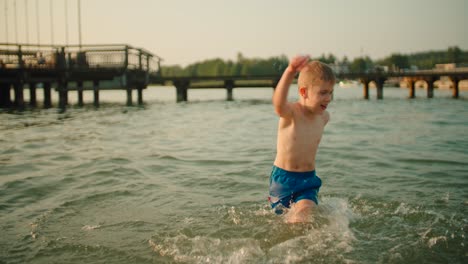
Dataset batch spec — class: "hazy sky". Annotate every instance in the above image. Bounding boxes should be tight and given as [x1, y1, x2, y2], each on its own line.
[2, 0, 467, 66]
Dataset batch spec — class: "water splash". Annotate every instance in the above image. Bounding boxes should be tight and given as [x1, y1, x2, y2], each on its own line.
[149, 197, 356, 263]
[228, 206, 241, 225]
[268, 197, 356, 262]
[149, 236, 265, 263]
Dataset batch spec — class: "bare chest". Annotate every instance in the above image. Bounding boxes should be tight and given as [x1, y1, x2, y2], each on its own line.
[279, 116, 324, 146]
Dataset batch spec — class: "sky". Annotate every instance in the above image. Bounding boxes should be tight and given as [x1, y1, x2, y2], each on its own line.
[1, 0, 467, 66]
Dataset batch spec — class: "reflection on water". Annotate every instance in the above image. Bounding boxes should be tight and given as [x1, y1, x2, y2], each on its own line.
[0, 86, 467, 263]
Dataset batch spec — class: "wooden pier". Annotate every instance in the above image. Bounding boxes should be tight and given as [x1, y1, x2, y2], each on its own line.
[0, 43, 161, 110]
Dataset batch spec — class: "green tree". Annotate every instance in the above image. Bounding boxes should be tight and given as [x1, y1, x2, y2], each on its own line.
[340, 56, 350, 65]
[447, 46, 462, 63]
[316, 53, 336, 64]
[350, 57, 373, 72]
[385, 53, 410, 70]
[160, 47, 468, 77]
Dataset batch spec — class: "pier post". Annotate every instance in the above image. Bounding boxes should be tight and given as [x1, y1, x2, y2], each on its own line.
[174, 80, 189, 102]
[127, 87, 133, 106]
[361, 79, 369, 99]
[138, 49, 143, 70]
[225, 80, 234, 101]
[77, 81, 84, 107]
[43, 83, 52, 108]
[58, 81, 68, 111]
[375, 78, 386, 100]
[408, 79, 416, 99]
[137, 86, 144, 105]
[13, 82, 25, 108]
[427, 81, 434, 98]
[29, 82, 37, 107]
[425, 77, 435, 98]
[93, 80, 100, 107]
[451, 78, 459, 99]
[0, 83, 12, 107]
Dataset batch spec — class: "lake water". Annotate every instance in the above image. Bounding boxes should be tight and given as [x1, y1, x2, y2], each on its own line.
[1, 85, 467, 263]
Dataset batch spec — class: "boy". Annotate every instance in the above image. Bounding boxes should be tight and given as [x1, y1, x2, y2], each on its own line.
[269, 55, 335, 223]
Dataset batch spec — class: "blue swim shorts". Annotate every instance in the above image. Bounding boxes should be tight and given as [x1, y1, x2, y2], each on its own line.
[268, 165, 322, 214]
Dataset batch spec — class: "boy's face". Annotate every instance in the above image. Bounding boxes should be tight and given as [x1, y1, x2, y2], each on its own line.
[300, 81, 334, 113]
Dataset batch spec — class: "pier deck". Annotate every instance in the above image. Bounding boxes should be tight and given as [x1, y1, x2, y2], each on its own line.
[0, 43, 161, 110]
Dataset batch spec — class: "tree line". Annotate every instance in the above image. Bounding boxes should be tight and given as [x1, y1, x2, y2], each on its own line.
[160, 46, 467, 76]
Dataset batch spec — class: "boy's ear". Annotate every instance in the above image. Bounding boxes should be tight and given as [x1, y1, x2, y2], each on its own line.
[299, 87, 307, 98]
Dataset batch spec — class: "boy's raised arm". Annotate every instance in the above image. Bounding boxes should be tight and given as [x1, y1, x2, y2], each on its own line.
[272, 56, 309, 118]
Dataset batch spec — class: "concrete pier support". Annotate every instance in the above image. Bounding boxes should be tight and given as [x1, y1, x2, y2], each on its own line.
[58, 82, 68, 111]
[13, 82, 25, 108]
[408, 79, 416, 99]
[137, 86, 144, 105]
[127, 87, 133, 106]
[43, 83, 52, 108]
[226, 88, 233, 101]
[176, 87, 187, 102]
[174, 80, 189, 102]
[93, 81, 100, 107]
[29, 82, 37, 107]
[451, 78, 460, 99]
[225, 80, 234, 101]
[0, 83, 12, 107]
[375, 79, 385, 100]
[427, 81, 434, 98]
[77, 81, 84, 107]
[425, 77, 436, 99]
[361, 79, 369, 100]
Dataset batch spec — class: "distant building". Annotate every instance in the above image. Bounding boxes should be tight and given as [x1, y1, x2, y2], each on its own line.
[433, 63, 468, 90]
[435, 63, 468, 71]
[435, 63, 456, 70]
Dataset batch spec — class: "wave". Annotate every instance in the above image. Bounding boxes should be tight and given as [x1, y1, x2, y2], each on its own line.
[394, 157, 468, 167]
[150, 153, 250, 166]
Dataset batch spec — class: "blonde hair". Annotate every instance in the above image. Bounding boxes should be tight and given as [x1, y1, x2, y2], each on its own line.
[298, 61, 336, 88]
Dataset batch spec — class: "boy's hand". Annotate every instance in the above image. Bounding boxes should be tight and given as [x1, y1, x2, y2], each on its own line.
[287, 55, 310, 73]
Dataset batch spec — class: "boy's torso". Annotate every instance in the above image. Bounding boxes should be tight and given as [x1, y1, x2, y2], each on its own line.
[274, 103, 327, 172]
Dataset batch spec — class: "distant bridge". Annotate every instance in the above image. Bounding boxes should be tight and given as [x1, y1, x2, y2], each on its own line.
[1, 43, 467, 110]
[151, 70, 468, 102]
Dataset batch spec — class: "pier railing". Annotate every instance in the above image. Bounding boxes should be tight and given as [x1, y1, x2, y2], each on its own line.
[0, 43, 161, 73]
